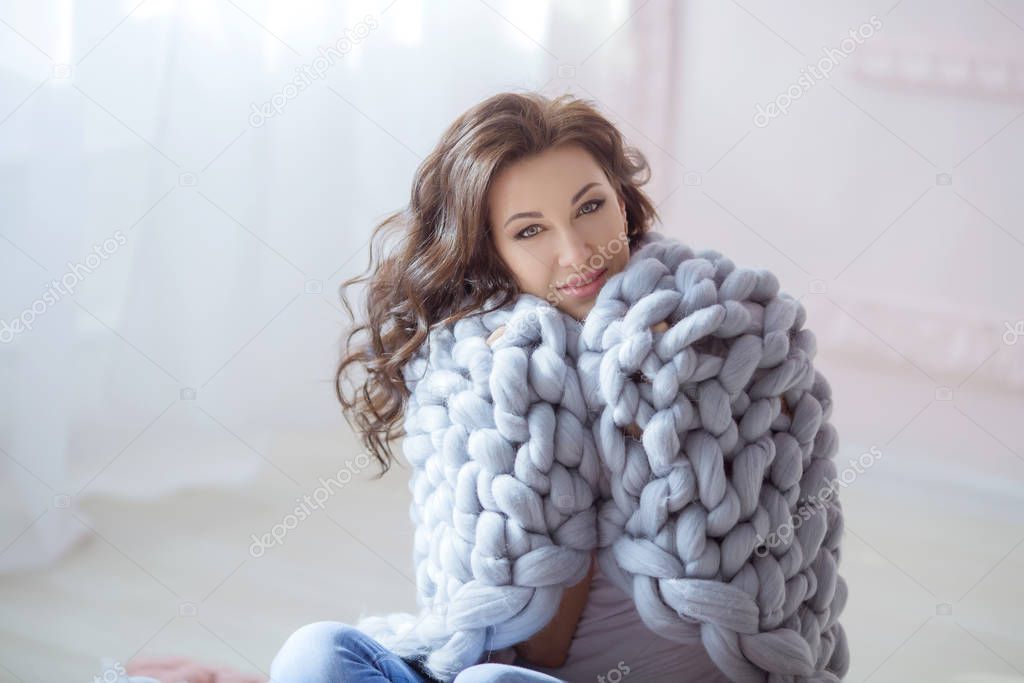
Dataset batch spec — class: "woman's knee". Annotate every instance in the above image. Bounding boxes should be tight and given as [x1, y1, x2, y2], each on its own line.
[270, 621, 370, 680]
[281, 620, 363, 652]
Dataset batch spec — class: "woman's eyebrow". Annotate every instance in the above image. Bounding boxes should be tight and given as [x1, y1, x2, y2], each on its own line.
[502, 182, 602, 230]
[569, 181, 601, 206]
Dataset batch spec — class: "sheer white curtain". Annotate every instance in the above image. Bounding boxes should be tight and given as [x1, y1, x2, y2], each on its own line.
[1, 0, 661, 574]
[0, 2, 286, 573]
[0, 0, 391, 573]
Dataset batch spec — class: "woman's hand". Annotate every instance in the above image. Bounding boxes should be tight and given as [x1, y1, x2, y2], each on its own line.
[486, 324, 507, 347]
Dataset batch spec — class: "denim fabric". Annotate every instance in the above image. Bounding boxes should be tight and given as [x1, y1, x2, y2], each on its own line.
[270, 621, 567, 683]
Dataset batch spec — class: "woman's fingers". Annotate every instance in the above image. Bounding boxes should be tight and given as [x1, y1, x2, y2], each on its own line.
[486, 324, 506, 347]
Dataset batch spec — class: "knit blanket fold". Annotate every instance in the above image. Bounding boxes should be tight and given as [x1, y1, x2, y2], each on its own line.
[355, 231, 849, 683]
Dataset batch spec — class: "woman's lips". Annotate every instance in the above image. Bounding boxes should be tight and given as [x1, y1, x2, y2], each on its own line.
[557, 268, 607, 297]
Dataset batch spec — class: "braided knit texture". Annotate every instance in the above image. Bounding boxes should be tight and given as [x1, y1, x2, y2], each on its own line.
[355, 231, 849, 682]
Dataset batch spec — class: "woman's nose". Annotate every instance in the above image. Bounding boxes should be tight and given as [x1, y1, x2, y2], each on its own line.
[557, 230, 593, 267]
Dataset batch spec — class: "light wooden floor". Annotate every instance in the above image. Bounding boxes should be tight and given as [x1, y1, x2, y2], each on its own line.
[1, 359, 1022, 683]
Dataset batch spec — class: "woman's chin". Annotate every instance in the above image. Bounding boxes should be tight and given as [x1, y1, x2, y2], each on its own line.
[563, 300, 593, 322]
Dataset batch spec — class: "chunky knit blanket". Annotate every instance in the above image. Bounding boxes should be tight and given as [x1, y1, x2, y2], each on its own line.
[355, 231, 849, 682]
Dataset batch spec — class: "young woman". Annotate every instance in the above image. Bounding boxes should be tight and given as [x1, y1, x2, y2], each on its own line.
[269, 92, 733, 682]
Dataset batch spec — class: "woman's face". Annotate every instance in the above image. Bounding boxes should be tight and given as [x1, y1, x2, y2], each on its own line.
[488, 143, 630, 322]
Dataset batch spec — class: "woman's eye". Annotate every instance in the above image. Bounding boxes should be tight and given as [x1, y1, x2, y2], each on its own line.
[516, 224, 542, 240]
[578, 199, 604, 216]
[514, 200, 603, 240]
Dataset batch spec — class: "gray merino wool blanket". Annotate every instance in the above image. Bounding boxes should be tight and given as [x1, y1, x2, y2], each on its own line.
[355, 231, 849, 682]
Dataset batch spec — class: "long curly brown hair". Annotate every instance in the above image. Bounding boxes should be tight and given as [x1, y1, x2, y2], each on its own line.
[335, 91, 661, 478]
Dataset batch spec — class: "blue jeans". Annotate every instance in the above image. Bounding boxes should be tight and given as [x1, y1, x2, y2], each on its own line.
[270, 621, 567, 683]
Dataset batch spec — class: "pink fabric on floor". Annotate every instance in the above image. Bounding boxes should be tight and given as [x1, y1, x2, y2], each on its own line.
[127, 655, 266, 683]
